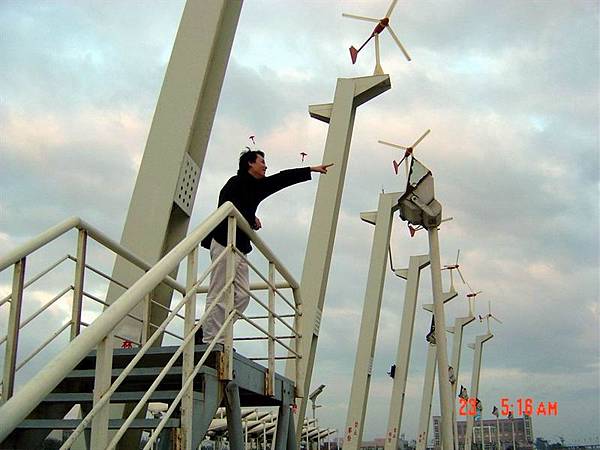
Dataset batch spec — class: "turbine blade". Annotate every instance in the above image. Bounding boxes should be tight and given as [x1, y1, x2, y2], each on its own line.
[342, 13, 380, 23]
[378, 139, 408, 150]
[491, 316, 503, 324]
[464, 279, 474, 293]
[412, 129, 431, 148]
[457, 268, 467, 285]
[488, 300, 492, 314]
[456, 249, 461, 265]
[404, 157, 409, 177]
[385, 0, 398, 18]
[386, 25, 412, 61]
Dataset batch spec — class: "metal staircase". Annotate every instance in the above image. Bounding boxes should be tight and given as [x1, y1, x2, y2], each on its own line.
[0, 202, 304, 449]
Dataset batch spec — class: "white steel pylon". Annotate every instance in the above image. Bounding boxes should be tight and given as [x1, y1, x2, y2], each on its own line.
[102, 3, 244, 448]
[464, 332, 493, 450]
[342, 191, 401, 450]
[398, 156, 455, 450]
[284, 75, 391, 444]
[448, 303, 476, 450]
[383, 254, 430, 450]
[415, 290, 457, 450]
[465, 300, 501, 450]
[106, 0, 243, 342]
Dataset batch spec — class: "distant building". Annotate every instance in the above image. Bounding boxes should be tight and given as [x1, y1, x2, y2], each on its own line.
[360, 434, 413, 450]
[432, 415, 534, 450]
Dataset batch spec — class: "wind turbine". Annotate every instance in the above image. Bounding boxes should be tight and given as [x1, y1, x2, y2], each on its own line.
[343, 0, 411, 75]
[379, 129, 431, 177]
[466, 287, 483, 317]
[441, 249, 467, 292]
[479, 300, 503, 334]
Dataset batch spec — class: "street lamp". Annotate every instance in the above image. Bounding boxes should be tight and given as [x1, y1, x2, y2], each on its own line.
[310, 385, 326, 450]
[309, 384, 327, 419]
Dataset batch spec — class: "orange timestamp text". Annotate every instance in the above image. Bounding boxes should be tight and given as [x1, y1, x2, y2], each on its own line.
[500, 398, 558, 416]
[458, 398, 558, 416]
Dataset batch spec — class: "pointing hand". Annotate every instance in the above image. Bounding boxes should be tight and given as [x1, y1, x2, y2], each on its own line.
[310, 163, 334, 174]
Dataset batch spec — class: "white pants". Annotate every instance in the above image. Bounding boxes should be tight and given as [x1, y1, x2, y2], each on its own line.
[203, 239, 250, 344]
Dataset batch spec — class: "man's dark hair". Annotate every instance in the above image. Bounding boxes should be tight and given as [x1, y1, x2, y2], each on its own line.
[238, 149, 265, 175]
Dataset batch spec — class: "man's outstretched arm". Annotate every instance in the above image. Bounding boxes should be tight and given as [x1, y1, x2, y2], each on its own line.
[260, 163, 334, 199]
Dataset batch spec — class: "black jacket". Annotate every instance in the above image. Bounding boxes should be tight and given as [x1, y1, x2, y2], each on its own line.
[201, 167, 312, 254]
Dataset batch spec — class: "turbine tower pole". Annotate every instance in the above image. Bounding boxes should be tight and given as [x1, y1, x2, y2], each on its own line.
[449, 313, 476, 450]
[342, 192, 401, 450]
[464, 333, 493, 450]
[398, 157, 454, 450]
[383, 254, 430, 450]
[285, 75, 391, 445]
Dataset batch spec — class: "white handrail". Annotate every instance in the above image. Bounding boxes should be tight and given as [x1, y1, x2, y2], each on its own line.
[0, 217, 186, 295]
[0, 203, 225, 439]
[0, 255, 70, 307]
[0, 286, 73, 346]
[0, 201, 300, 441]
[61, 251, 232, 449]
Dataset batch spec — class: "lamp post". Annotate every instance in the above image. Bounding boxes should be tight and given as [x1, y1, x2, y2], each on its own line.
[310, 385, 326, 450]
[492, 406, 500, 450]
[398, 157, 454, 450]
[510, 414, 516, 450]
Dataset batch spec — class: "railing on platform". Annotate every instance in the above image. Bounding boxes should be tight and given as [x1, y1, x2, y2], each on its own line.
[0, 202, 304, 448]
[0, 217, 188, 402]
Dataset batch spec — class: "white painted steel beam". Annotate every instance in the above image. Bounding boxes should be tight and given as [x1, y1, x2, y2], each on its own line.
[450, 314, 476, 450]
[343, 192, 401, 450]
[464, 332, 493, 450]
[383, 254, 430, 450]
[181, 246, 198, 448]
[427, 226, 456, 450]
[416, 343, 437, 450]
[2, 258, 25, 401]
[284, 74, 391, 442]
[107, 0, 244, 341]
[415, 290, 456, 450]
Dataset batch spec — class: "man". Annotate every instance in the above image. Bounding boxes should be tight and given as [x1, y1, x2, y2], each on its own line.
[199, 149, 333, 344]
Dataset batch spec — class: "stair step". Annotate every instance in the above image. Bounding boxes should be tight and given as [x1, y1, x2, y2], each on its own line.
[43, 390, 202, 403]
[67, 366, 183, 380]
[16, 418, 180, 429]
[74, 344, 221, 370]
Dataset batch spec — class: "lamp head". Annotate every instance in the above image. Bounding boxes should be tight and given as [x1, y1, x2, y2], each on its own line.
[309, 384, 326, 401]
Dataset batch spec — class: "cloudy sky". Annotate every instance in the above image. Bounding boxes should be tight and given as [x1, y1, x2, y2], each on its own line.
[0, 0, 598, 445]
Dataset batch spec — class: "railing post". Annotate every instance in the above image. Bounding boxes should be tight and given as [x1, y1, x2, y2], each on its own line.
[220, 215, 236, 381]
[2, 258, 26, 401]
[181, 246, 198, 449]
[266, 262, 275, 397]
[90, 334, 112, 449]
[141, 292, 152, 345]
[293, 288, 304, 399]
[71, 229, 87, 340]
